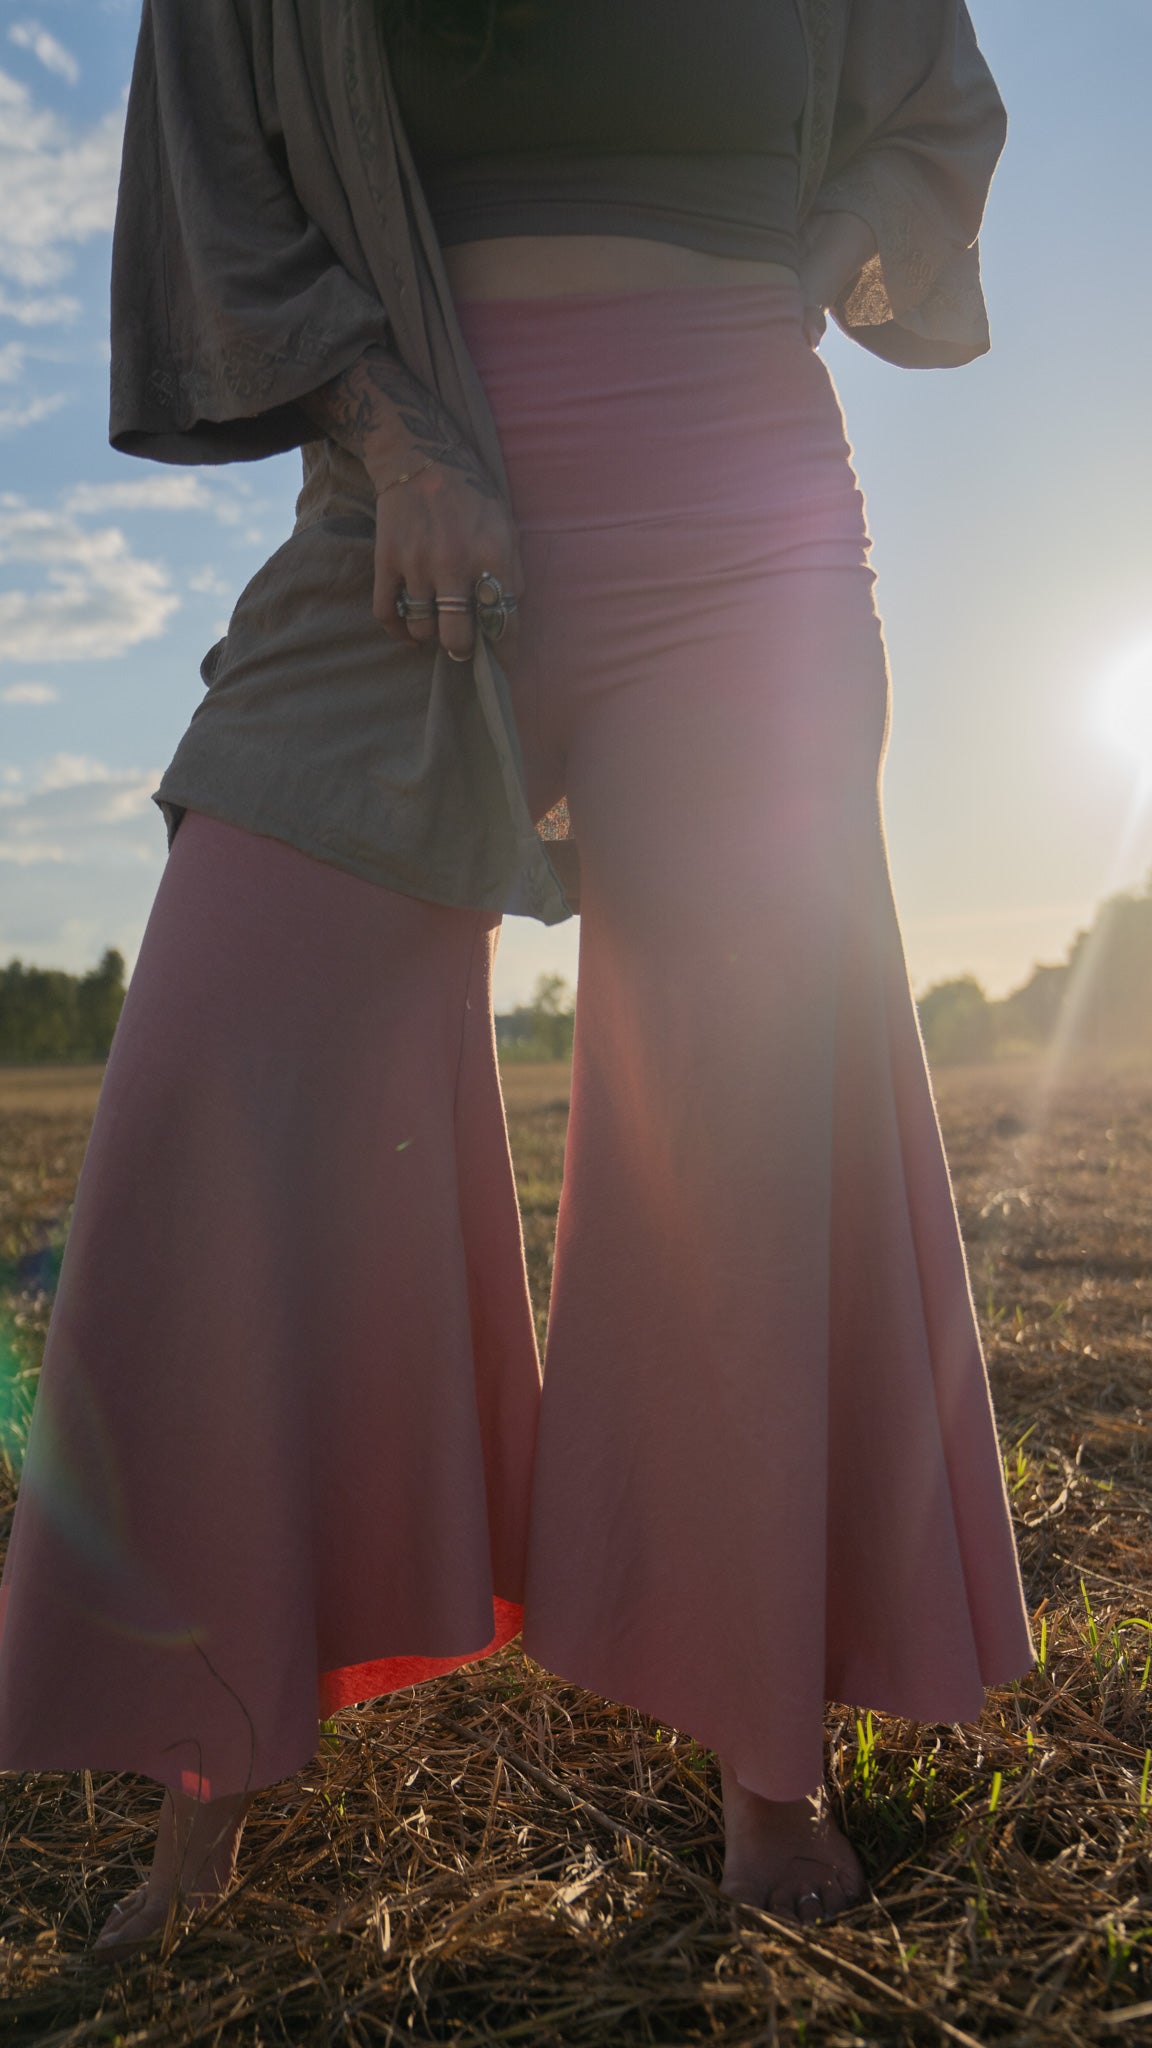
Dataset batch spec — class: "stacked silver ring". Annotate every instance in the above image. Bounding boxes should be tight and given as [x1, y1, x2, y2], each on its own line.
[394, 594, 437, 621]
[396, 570, 519, 663]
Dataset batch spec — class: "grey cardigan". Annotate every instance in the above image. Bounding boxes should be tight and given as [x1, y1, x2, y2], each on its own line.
[110, 0, 1007, 925]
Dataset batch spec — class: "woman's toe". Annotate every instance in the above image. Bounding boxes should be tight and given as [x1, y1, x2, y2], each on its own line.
[94, 1886, 146, 1937]
[719, 1867, 766, 1909]
[768, 1861, 854, 1926]
[812, 1877, 850, 1921]
[92, 1885, 158, 1952]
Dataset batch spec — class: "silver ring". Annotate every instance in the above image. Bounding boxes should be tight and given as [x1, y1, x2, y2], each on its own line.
[474, 570, 520, 645]
[447, 648, 472, 664]
[478, 598, 519, 644]
[395, 590, 437, 621]
[434, 594, 473, 614]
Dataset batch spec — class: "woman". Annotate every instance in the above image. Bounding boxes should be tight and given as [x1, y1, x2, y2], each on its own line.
[0, 0, 1035, 1951]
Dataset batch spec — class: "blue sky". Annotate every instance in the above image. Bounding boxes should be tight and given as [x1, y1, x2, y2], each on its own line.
[1, 0, 1150, 1008]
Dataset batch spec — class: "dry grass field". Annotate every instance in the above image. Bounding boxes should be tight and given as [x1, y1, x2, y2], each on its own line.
[0, 1050, 1149, 2045]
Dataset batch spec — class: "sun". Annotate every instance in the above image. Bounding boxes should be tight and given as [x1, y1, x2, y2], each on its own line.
[1097, 635, 1152, 780]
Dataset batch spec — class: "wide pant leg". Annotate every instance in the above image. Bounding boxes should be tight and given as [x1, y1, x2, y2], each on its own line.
[451, 280, 1037, 1804]
[517, 550, 1035, 1800]
[0, 812, 541, 1799]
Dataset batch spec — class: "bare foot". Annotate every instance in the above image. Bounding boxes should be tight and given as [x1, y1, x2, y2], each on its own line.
[92, 1786, 251, 1956]
[719, 1760, 864, 1925]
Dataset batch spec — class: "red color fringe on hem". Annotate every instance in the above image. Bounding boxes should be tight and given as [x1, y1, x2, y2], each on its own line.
[318, 1600, 524, 1719]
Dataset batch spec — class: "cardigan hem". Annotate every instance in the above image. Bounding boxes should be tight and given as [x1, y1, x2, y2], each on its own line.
[152, 786, 575, 925]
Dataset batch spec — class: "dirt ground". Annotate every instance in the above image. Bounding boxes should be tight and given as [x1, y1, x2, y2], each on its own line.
[0, 1051, 1148, 2044]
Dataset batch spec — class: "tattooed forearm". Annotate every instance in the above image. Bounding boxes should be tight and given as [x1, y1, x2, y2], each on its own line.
[298, 344, 502, 502]
[302, 344, 449, 458]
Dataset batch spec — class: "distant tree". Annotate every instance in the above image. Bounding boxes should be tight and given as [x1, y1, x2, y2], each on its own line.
[493, 1009, 538, 1052]
[916, 975, 996, 1066]
[993, 961, 1070, 1049]
[76, 948, 127, 1058]
[495, 972, 575, 1062]
[980, 871, 1152, 1059]
[0, 962, 74, 1062]
[1060, 885, 1152, 1056]
[0, 949, 126, 1063]
[528, 973, 575, 1060]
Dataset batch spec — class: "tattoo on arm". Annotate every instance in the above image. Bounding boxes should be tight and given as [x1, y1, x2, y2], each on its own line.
[299, 344, 501, 502]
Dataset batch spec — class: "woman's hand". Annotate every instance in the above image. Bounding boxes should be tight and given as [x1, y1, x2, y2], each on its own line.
[298, 343, 523, 662]
[368, 441, 524, 664]
[796, 210, 879, 350]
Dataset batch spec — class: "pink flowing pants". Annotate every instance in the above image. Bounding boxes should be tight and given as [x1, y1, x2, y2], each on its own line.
[0, 282, 1035, 1804]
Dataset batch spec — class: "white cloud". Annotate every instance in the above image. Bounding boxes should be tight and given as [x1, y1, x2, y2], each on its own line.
[0, 342, 25, 383]
[0, 503, 179, 661]
[64, 477, 217, 517]
[0, 841, 67, 864]
[35, 753, 118, 791]
[0, 390, 67, 432]
[64, 477, 262, 531]
[8, 22, 80, 87]
[215, 501, 260, 533]
[1, 679, 58, 703]
[0, 66, 123, 289]
[0, 287, 81, 325]
[189, 566, 232, 598]
[0, 755, 163, 868]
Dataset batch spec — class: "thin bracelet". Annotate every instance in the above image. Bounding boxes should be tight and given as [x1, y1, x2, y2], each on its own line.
[377, 446, 451, 495]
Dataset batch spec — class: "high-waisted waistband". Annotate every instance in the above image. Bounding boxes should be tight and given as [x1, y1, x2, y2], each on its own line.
[454, 279, 866, 546]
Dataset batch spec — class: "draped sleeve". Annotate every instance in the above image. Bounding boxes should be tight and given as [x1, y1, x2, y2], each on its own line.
[807, 0, 1008, 369]
[109, 0, 394, 464]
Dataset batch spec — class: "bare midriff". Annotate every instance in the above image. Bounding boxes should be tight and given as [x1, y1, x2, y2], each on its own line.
[441, 234, 801, 301]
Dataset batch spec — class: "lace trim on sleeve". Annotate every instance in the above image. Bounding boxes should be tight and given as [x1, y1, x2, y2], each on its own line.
[814, 155, 991, 353]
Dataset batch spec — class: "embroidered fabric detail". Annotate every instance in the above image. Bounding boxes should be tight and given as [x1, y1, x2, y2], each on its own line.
[796, 0, 1000, 360]
[813, 157, 991, 351]
[110, 314, 371, 434]
[537, 797, 571, 842]
[796, 0, 839, 224]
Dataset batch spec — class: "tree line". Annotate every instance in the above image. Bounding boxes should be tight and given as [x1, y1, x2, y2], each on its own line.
[3, 870, 1150, 1069]
[494, 972, 575, 1062]
[0, 950, 126, 1064]
[916, 870, 1152, 1065]
[0, 951, 572, 1067]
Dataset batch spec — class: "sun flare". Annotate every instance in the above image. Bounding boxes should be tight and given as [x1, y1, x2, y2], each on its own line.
[1097, 635, 1152, 779]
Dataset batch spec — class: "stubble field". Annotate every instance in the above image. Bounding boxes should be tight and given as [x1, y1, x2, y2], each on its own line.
[0, 1053, 1149, 2045]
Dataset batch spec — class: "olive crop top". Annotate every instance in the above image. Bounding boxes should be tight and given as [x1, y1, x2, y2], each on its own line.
[386, 0, 808, 269]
